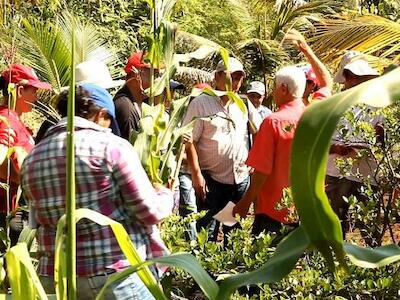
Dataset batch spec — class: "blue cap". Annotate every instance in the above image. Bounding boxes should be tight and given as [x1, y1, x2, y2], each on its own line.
[80, 83, 121, 136]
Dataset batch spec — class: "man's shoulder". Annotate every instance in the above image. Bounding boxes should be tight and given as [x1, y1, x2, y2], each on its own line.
[190, 94, 218, 106]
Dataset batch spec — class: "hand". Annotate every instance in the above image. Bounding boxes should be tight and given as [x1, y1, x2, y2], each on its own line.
[152, 182, 165, 192]
[192, 172, 208, 201]
[232, 200, 251, 218]
[284, 29, 308, 52]
[0, 128, 16, 146]
[182, 133, 193, 144]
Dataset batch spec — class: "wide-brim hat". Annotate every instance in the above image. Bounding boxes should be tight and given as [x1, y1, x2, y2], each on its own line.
[75, 61, 125, 89]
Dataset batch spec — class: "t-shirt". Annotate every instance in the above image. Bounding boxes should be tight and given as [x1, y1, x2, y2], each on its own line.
[0, 107, 34, 212]
[246, 99, 305, 223]
[113, 85, 141, 141]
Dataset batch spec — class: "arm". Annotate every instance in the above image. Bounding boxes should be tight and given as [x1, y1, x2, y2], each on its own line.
[112, 140, 174, 225]
[185, 141, 207, 201]
[233, 170, 268, 217]
[285, 29, 333, 90]
[181, 97, 207, 200]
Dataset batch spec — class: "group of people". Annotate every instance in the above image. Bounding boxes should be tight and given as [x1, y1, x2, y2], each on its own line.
[0, 29, 385, 298]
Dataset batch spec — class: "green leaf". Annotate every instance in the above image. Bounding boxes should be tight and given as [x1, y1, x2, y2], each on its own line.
[216, 226, 310, 300]
[291, 68, 400, 270]
[344, 243, 400, 268]
[152, 253, 219, 300]
[55, 209, 167, 300]
[5, 243, 48, 300]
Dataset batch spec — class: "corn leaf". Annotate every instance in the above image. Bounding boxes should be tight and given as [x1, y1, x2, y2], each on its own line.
[5, 243, 48, 300]
[344, 243, 400, 268]
[217, 226, 309, 300]
[291, 68, 400, 270]
[55, 208, 166, 300]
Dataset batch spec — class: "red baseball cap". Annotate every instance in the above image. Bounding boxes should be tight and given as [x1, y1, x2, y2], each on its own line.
[124, 51, 151, 74]
[2, 64, 51, 90]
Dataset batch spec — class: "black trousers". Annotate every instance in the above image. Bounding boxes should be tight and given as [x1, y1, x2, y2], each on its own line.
[196, 172, 249, 244]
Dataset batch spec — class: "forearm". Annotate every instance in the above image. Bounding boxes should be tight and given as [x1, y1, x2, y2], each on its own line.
[185, 142, 201, 176]
[301, 45, 332, 89]
[242, 171, 268, 206]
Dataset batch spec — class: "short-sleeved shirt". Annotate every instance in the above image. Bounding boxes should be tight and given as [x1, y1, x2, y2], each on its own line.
[182, 94, 262, 184]
[113, 85, 141, 141]
[0, 107, 34, 212]
[257, 105, 272, 120]
[312, 87, 331, 101]
[326, 105, 381, 184]
[246, 99, 305, 223]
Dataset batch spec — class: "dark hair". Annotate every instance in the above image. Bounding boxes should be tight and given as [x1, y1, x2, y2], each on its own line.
[57, 85, 103, 119]
[0, 76, 8, 96]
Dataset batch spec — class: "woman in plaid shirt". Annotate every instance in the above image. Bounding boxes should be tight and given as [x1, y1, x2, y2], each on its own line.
[21, 84, 174, 300]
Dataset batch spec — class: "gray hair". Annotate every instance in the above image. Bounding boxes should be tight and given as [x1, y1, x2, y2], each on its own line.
[276, 66, 306, 98]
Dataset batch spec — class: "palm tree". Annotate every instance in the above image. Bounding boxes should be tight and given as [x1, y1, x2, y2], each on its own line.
[1, 11, 118, 92]
[310, 14, 400, 67]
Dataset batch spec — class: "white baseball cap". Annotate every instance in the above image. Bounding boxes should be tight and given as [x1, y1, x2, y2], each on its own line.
[215, 57, 245, 75]
[75, 60, 125, 89]
[334, 51, 379, 84]
[246, 81, 265, 96]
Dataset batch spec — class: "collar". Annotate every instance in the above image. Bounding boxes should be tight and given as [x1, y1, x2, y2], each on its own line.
[277, 98, 305, 111]
[45, 116, 112, 138]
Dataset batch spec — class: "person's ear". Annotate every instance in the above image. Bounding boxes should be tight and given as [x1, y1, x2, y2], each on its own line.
[281, 83, 289, 95]
[94, 108, 109, 122]
[16, 85, 24, 98]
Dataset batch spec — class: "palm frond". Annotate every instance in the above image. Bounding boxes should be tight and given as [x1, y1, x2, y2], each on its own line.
[270, 0, 341, 40]
[17, 18, 71, 91]
[311, 15, 400, 63]
[176, 30, 223, 51]
[59, 11, 118, 67]
[175, 66, 213, 87]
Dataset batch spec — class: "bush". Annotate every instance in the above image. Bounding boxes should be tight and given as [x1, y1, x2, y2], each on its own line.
[161, 213, 400, 299]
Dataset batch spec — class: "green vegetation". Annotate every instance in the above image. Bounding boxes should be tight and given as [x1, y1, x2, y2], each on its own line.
[1, 0, 400, 299]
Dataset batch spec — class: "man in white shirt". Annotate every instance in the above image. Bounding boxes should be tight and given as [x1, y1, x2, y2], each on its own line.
[182, 57, 262, 242]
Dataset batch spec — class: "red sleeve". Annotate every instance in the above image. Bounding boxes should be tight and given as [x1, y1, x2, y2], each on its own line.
[246, 118, 276, 175]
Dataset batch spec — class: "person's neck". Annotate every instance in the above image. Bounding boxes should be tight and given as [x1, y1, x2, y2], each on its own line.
[278, 96, 301, 108]
[127, 84, 146, 105]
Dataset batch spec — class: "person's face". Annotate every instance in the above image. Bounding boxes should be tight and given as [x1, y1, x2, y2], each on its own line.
[16, 85, 39, 114]
[138, 67, 160, 90]
[303, 80, 316, 99]
[273, 81, 289, 106]
[247, 92, 264, 108]
[343, 69, 376, 90]
[215, 71, 245, 92]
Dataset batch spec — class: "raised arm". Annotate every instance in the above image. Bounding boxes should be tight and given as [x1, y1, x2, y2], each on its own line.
[285, 29, 333, 90]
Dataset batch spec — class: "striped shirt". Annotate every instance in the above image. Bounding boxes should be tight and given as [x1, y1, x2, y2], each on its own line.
[21, 117, 173, 276]
[182, 94, 262, 184]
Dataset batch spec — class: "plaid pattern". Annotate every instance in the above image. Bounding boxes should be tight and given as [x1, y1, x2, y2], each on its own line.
[21, 117, 173, 276]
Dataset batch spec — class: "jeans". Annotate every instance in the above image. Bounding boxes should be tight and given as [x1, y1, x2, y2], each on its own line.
[178, 173, 198, 241]
[40, 272, 155, 300]
[196, 173, 249, 243]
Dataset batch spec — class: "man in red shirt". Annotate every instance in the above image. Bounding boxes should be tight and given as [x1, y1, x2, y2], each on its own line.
[233, 66, 306, 235]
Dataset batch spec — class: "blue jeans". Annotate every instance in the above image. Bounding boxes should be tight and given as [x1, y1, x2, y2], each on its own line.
[40, 272, 155, 300]
[196, 173, 249, 244]
[178, 172, 198, 241]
